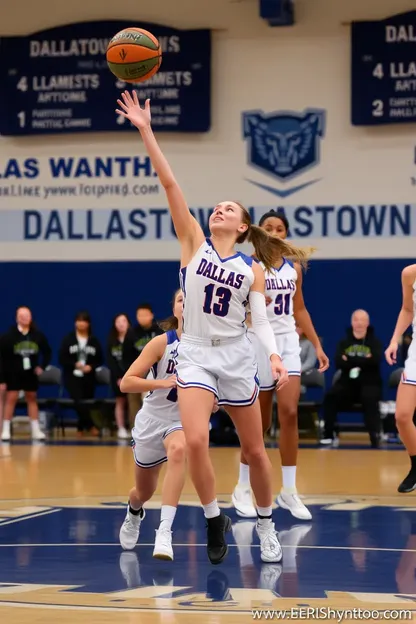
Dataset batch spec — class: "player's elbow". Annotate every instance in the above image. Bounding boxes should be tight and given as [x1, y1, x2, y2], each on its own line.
[119, 376, 131, 393]
[294, 305, 307, 319]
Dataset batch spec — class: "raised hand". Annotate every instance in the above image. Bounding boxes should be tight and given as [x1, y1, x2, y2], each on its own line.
[115, 90, 151, 129]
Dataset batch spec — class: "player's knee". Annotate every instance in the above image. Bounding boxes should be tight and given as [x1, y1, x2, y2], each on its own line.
[167, 439, 186, 464]
[243, 443, 267, 468]
[278, 406, 298, 427]
[395, 408, 414, 427]
[185, 430, 209, 455]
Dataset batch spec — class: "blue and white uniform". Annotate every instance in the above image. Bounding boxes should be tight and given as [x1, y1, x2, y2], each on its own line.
[403, 279, 416, 385]
[132, 329, 183, 468]
[176, 238, 259, 406]
[250, 258, 301, 390]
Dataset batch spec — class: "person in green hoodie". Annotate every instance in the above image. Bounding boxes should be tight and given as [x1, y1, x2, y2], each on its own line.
[0, 306, 51, 441]
[320, 309, 383, 448]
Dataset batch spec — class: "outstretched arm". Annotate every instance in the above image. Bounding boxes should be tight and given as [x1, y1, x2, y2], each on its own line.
[116, 91, 205, 262]
[293, 264, 329, 372]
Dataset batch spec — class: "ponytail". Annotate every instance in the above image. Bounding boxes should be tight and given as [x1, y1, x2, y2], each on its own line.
[159, 315, 178, 331]
[158, 287, 182, 332]
[247, 225, 314, 271]
[233, 201, 314, 272]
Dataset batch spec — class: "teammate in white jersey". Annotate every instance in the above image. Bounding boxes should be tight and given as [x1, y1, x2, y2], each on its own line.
[385, 264, 416, 493]
[119, 289, 186, 561]
[232, 212, 329, 521]
[115, 91, 315, 565]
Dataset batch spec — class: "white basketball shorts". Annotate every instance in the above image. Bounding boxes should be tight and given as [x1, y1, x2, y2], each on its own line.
[402, 344, 416, 386]
[249, 329, 301, 391]
[175, 333, 259, 407]
[131, 412, 183, 469]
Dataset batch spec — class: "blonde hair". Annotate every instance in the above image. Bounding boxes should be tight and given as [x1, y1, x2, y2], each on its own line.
[234, 203, 315, 272]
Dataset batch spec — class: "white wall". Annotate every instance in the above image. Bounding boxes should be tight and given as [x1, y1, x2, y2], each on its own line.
[1, 0, 416, 260]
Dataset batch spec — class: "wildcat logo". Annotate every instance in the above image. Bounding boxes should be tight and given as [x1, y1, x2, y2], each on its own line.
[242, 108, 326, 198]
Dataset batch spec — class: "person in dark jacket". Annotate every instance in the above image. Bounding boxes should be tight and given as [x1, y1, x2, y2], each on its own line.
[320, 309, 383, 448]
[59, 311, 103, 436]
[107, 313, 131, 439]
[122, 303, 163, 426]
[0, 306, 51, 441]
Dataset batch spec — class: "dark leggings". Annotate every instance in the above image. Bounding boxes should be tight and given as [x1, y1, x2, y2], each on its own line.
[65, 376, 95, 432]
[323, 381, 381, 439]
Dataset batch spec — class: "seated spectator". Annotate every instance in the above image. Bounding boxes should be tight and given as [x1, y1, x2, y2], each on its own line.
[107, 313, 131, 439]
[122, 303, 163, 427]
[59, 311, 103, 437]
[0, 306, 51, 442]
[296, 325, 317, 372]
[320, 309, 383, 448]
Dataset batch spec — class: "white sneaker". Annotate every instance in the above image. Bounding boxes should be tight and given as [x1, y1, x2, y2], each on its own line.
[153, 527, 173, 561]
[232, 484, 257, 518]
[320, 436, 339, 447]
[256, 520, 282, 563]
[32, 430, 46, 441]
[119, 505, 145, 550]
[276, 491, 312, 521]
[1, 421, 12, 442]
[117, 428, 131, 440]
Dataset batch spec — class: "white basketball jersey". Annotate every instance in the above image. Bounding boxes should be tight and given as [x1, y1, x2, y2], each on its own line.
[409, 279, 416, 358]
[180, 238, 254, 340]
[138, 330, 179, 423]
[262, 258, 297, 335]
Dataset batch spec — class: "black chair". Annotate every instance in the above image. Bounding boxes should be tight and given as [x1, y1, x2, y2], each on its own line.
[299, 368, 325, 436]
[269, 368, 325, 437]
[56, 366, 114, 436]
[301, 368, 325, 392]
[328, 369, 381, 434]
[388, 367, 403, 389]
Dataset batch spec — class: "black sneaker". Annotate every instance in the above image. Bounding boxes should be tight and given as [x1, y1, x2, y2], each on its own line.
[398, 469, 416, 493]
[206, 512, 232, 565]
[369, 432, 381, 449]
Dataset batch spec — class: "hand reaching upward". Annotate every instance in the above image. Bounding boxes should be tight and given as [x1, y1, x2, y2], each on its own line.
[116, 90, 151, 129]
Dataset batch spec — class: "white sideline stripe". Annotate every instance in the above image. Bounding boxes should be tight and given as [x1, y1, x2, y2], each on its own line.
[0, 509, 61, 526]
[0, 542, 413, 553]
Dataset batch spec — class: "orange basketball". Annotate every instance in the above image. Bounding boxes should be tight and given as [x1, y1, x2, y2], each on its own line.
[106, 27, 162, 83]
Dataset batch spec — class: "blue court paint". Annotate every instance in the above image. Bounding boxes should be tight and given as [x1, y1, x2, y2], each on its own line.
[0, 502, 416, 603]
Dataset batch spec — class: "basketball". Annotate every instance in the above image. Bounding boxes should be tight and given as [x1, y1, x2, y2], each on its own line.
[106, 27, 162, 83]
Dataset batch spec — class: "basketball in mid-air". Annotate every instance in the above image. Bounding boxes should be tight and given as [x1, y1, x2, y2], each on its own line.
[106, 27, 162, 83]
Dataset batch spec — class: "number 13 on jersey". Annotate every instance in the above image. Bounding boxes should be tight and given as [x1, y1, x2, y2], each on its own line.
[203, 284, 232, 317]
